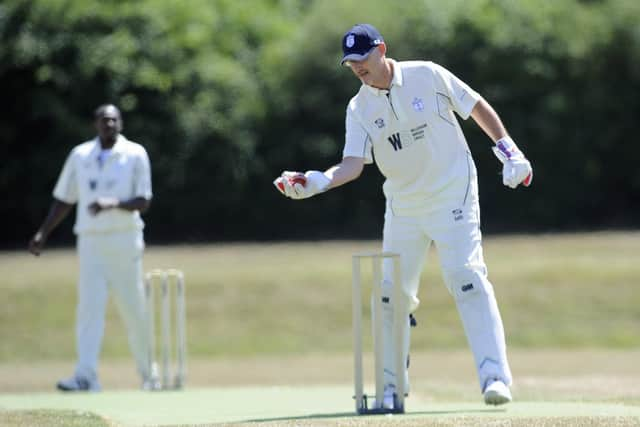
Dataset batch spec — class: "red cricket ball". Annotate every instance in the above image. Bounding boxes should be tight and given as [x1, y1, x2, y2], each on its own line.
[275, 175, 306, 192]
[289, 175, 307, 187]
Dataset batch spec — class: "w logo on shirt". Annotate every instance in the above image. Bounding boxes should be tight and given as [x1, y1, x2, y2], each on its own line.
[387, 133, 402, 151]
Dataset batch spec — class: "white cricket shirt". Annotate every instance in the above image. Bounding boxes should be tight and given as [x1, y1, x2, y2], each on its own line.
[343, 60, 481, 214]
[53, 135, 152, 234]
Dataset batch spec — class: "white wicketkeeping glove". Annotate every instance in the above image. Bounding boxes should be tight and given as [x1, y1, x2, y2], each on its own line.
[491, 136, 533, 189]
[273, 170, 331, 200]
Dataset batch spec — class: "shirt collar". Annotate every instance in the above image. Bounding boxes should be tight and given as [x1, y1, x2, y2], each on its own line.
[91, 134, 128, 162]
[93, 134, 128, 152]
[364, 59, 403, 96]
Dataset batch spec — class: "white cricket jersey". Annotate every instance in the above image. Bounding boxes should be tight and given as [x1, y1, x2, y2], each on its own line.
[53, 135, 152, 234]
[343, 60, 481, 214]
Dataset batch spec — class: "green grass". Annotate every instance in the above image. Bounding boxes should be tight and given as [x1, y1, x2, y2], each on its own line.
[0, 233, 639, 426]
[0, 409, 113, 427]
[1, 232, 639, 362]
[1, 386, 639, 426]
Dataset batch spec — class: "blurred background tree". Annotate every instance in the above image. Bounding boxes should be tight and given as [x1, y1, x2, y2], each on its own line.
[2, 0, 639, 246]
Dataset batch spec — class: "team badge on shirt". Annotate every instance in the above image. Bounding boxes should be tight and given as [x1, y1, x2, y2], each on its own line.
[89, 180, 97, 191]
[374, 118, 385, 129]
[412, 97, 425, 112]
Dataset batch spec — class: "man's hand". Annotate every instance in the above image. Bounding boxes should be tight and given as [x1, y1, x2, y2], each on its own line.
[27, 200, 74, 256]
[28, 231, 46, 256]
[492, 137, 533, 189]
[274, 170, 331, 199]
[88, 197, 119, 216]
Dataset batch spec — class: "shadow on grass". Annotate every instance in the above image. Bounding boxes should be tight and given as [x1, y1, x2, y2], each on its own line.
[244, 407, 506, 423]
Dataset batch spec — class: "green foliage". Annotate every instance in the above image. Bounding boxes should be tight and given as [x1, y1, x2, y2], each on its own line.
[1, 0, 639, 244]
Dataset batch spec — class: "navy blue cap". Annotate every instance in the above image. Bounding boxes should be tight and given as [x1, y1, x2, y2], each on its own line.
[341, 24, 384, 65]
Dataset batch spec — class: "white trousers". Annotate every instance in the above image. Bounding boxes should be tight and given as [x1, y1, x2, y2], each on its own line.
[380, 180, 512, 392]
[74, 230, 150, 381]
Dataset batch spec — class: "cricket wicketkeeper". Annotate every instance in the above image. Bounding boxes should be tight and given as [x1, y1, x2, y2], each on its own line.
[274, 23, 532, 408]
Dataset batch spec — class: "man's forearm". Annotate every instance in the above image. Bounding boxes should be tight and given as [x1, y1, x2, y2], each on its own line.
[89, 196, 151, 216]
[325, 156, 365, 189]
[470, 98, 508, 142]
[40, 200, 73, 234]
[116, 197, 151, 213]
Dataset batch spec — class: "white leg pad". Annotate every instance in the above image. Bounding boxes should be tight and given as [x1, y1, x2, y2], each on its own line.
[444, 266, 512, 390]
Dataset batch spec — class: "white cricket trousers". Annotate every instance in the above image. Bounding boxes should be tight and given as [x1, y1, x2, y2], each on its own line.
[380, 179, 512, 393]
[74, 230, 150, 382]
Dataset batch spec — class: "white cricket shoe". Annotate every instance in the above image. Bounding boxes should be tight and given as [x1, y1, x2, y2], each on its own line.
[373, 385, 396, 410]
[483, 379, 512, 405]
[142, 363, 161, 390]
[56, 375, 101, 392]
[142, 374, 161, 391]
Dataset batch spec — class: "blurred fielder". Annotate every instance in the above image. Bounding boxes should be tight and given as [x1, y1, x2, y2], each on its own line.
[29, 104, 157, 391]
[274, 24, 532, 408]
